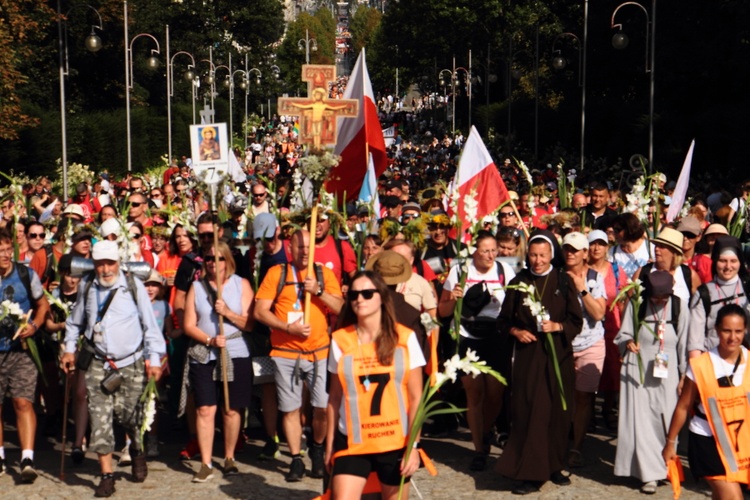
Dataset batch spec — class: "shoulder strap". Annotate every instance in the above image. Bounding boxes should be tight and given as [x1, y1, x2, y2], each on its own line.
[671, 294, 681, 325]
[587, 268, 598, 287]
[199, 277, 217, 307]
[42, 245, 55, 284]
[697, 283, 711, 316]
[274, 264, 289, 302]
[611, 260, 620, 290]
[315, 263, 325, 292]
[557, 267, 570, 295]
[642, 262, 653, 276]
[495, 261, 505, 285]
[681, 264, 692, 291]
[15, 264, 35, 306]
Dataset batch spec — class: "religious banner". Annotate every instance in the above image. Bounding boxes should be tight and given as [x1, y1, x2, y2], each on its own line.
[190, 122, 229, 183]
[278, 65, 358, 150]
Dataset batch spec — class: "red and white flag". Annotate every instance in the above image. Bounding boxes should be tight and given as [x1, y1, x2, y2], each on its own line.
[453, 126, 509, 225]
[328, 49, 387, 203]
[666, 139, 695, 223]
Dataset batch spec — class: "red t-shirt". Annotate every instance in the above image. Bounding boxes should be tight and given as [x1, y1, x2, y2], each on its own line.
[314, 235, 356, 284]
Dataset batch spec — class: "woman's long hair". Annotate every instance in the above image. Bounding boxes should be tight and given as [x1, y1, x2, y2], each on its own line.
[336, 270, 399, 366]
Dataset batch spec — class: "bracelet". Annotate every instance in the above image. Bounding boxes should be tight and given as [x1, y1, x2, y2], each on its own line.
[28, 319, 38, 331]
[316, 287, 324, 297]
[667, 439, 676, 444]
[205, 337, 211, 347]
[412, 441, 420, 449]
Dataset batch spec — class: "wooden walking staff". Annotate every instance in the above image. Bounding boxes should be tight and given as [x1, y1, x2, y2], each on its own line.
[208, 183, 230, 413]
[304, 203, 319, 324]
[508, 197, 530, 238]
[59, 372, 71, 480]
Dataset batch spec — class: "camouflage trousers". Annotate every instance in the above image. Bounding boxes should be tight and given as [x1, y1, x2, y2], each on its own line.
[85, 358, 145, 455]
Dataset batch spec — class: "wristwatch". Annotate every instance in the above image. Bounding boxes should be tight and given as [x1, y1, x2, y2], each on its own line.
[579, 289, 589, 297]
[316, 286, 324, 297]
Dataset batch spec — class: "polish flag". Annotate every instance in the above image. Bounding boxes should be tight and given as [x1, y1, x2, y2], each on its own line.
[452, 126, 509, 225]
[328, 49, 387, 203]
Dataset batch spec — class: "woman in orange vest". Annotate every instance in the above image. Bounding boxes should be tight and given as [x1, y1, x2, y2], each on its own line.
[326, 270, 425, 499]
[663, 303, 750, 499]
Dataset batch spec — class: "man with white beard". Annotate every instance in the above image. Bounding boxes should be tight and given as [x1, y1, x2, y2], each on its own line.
[62, 240, 165, 497]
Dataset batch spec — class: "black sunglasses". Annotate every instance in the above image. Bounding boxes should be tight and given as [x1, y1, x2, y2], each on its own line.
[428, 223, 450, 230]
[499, 212, 515, 218]
[27, 233, 45, 239]
[498, 227, 521, 238]
[132, 233, 142, 239]
[199, 232, 214, 239]
[347, 289, 379, 301]
[206, 256, 226, 262]
[252, 193, 267, 198]
[130, 201, 144, 208]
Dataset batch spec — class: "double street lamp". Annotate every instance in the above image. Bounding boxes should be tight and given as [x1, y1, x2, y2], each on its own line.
[236, 54, 262, 149]
[298, 29, 317, 64]
[124, 0, 160, 172]
[57, 1, 103, 201]
[611, 0, 656, 171]
[551, 32, 586, 171]
[165, 25, 197, 164]
[438, 56, 471, 137]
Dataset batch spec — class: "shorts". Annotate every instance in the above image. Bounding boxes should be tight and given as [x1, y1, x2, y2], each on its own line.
[189, 357, 253, 410]
[573, 338, 605, 392]
[458, 335, 504, 373]
[273, 355, 328, 412]
[332, 430, 409, 486]
[688, 431, 725, 480]
[0, 351, 37, 401]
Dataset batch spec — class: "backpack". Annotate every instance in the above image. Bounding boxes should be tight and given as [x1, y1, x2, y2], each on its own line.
[638, 294, 681, 326]
[695, 280, 749, 317]
[40, 244, 55, 285]
[15, 264, 38, 307]
[273, 263, 326, 306]
[641, 262, 692, 295]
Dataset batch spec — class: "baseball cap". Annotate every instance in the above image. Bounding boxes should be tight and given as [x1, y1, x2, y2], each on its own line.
[253, 213, 277, 240]
[562, 231, 589, 251]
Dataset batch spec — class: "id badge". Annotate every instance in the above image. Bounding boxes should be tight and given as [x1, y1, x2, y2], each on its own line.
[653, 352, 669, 379]
[287, 311, 303, 327]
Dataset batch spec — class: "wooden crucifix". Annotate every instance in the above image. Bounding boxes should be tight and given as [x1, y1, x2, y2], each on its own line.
[278, 64, 358, 150]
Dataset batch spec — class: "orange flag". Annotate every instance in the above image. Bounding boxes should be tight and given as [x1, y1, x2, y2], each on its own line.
[667, 458, 684, 499]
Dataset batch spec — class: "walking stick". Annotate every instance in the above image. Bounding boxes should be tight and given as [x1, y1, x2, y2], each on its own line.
[60, 372, 71, 481]
[304, 204, 318, 324]
[208, 183, 230, 413]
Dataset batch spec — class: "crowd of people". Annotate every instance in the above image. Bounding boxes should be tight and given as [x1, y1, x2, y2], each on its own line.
[2, 108, 750, 499]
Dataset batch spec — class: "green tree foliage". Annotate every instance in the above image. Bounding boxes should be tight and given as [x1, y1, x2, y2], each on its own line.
[349, 6, 381, 54]
[276, 11, 336, 95]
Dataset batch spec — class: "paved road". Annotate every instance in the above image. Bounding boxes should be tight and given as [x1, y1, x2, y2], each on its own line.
[0, 410, 712, 499]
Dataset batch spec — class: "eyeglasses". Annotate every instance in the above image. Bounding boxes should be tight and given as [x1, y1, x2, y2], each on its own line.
[150, 193, 162, 198]
[27, 233, 45, 239]
[252, 193, 267, 198]
[682, 232, 698, 239]
[0, 249, 13, 256]
[347, 288, 379, 301]
[199, 232, 214, 239]
[499, 212, 515, 218]
[428, 223, 450, 231]
[206, 256, 226, 262]
[129, 201, 144, 208]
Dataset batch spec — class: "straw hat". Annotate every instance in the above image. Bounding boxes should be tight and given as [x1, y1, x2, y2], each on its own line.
[652, 227, 684, 256]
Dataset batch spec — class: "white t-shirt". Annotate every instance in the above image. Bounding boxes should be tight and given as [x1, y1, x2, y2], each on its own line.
[571, 269, 607, 352]
[328, 332, 425, 435]
[686, 346, 748, 437]
[396, 273, 437, 312]
[443, 260, 516, 339]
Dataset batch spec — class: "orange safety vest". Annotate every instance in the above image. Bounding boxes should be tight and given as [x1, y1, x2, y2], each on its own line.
[334, 324, 412, 457]
[691, 351, 750, 483]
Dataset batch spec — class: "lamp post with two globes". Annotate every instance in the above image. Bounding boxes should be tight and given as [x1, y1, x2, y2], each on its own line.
[57, 1, 103, 201]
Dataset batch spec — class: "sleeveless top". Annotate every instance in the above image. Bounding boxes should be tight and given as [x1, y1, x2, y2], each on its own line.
[192, 274, 248, 361]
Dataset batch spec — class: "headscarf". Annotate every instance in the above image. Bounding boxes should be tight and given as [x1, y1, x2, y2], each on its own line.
[526, 229, 565, 272]
[711, 235, 749, 283]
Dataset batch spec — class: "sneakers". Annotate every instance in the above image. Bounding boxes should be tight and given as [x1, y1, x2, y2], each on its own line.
[259, 436, 280, 461]
[94, 473, 116, 498]
[119, 445, 132, 466]
[309, 442, 325, 479]
[223, 457, 239, 476]
[146, 436, 160, 458]
[72, 446, 85, 465]
[180, 438, 200, 461]
[19, 458, 38, 484]
[285, 457, 305, 482]
[192, 463, 214, 483]
[131, 446, 148, 483]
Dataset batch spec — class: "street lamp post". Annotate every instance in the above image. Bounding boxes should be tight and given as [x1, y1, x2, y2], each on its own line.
[611, 0, 656, 171]
[454, 57, 470, 138]
[58, 1, 103, 202]
[200, 47, 217, 115]
[551, 32, 585, 171]
[438, 68, 452, 124]
[124, 0, 160, 173]
[237, 54, 262, 149]
[298, 29, 317, 64]
[166, 25, 196, 164]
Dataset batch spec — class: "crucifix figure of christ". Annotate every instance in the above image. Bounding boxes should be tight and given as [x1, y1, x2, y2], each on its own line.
[278, 64, 358, 149]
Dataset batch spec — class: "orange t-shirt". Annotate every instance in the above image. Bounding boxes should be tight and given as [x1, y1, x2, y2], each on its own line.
[255, 263, 342, 361]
